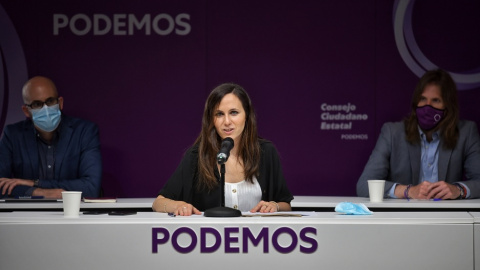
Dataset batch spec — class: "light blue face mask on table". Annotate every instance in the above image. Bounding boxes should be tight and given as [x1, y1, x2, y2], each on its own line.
[335, 202, 373, 215]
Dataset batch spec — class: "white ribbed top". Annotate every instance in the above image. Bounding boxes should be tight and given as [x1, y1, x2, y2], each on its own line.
[224, 177, 262, 212]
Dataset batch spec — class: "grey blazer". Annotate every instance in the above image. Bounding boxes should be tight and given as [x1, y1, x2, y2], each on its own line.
[357, 120, 480, 199]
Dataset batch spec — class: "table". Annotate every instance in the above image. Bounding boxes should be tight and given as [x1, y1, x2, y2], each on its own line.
[0, 211, 474, 270]
[471, 212, 480, 270]
[0, 198, 154, 212]
[291, 196, 480, 211]
[3, 196, 480, 212]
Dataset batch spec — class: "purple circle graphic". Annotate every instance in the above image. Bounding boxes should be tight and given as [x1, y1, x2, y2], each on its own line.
[0, 4, 28, 132]
[393, 0, 480, 90]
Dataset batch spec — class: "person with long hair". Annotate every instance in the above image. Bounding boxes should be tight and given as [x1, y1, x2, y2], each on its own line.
[152, 83, 293, 215]
[357, 69, 480, 199]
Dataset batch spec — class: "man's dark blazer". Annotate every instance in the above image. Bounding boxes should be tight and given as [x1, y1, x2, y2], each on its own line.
[0, 115, 102, 197]
[357, 120, 480, 198]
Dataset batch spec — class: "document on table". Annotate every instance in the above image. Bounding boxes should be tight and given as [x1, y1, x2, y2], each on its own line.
[241, 211, 314, 217]
[165, 211, 316, 217]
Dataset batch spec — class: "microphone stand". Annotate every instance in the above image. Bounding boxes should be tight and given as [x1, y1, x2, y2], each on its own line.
[204, 163, 242, 217]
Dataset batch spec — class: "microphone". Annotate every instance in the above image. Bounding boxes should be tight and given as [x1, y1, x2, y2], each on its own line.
[216, 137, 234, 164]
[205, 136, 241, 217]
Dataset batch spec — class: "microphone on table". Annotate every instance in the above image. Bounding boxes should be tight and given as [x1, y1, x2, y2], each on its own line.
[216, 137, 234, 164]
[204, 137, 241, 217]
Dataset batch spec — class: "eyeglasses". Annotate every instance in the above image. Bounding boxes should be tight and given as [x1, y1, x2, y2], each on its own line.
[25, 97, 59, 110]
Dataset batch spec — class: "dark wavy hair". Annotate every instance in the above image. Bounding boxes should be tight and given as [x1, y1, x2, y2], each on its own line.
[194, 83, 261, 191]
[404, 69, 459, 149]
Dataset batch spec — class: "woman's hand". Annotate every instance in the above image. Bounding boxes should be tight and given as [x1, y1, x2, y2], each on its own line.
[152, 195, 201, 216]
[172, 203, 202, 216]
[250, 200, 279, 213]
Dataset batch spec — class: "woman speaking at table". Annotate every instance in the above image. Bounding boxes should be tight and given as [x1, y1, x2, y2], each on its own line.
[152, 83, 293, 216]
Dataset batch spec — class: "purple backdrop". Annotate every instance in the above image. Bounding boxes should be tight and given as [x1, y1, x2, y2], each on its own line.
[1, 0, 479, 198]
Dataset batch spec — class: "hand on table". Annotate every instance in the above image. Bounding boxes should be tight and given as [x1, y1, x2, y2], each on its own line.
[0, 178, 34, 196]
[250, 200, 279, 213]
[409, 181, 460, 200]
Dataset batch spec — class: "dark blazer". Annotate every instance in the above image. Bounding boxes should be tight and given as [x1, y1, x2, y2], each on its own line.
[0, 115, 102, 197]
[357, 120, 480, 198]
[158, 140, 293, 211]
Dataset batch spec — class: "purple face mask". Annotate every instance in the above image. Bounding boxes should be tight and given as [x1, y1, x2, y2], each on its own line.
[416, 105, 445, 131]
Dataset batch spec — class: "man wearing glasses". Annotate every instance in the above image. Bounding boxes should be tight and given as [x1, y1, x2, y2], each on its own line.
[0, 76, 102, 198]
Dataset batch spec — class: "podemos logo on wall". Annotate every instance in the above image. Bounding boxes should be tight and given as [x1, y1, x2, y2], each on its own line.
[320, 102, 368, 140]
[53, 13, 191, 36]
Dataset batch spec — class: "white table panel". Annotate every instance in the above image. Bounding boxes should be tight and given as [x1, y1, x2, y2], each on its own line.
[469, 212, 480, 270]
[0, 211, 474, 270]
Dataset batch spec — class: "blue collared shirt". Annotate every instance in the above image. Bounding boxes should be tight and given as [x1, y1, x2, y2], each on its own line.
[24, 130, 59, 196]
[388, 128, 470, 198]
[419, 130, 440, 183]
